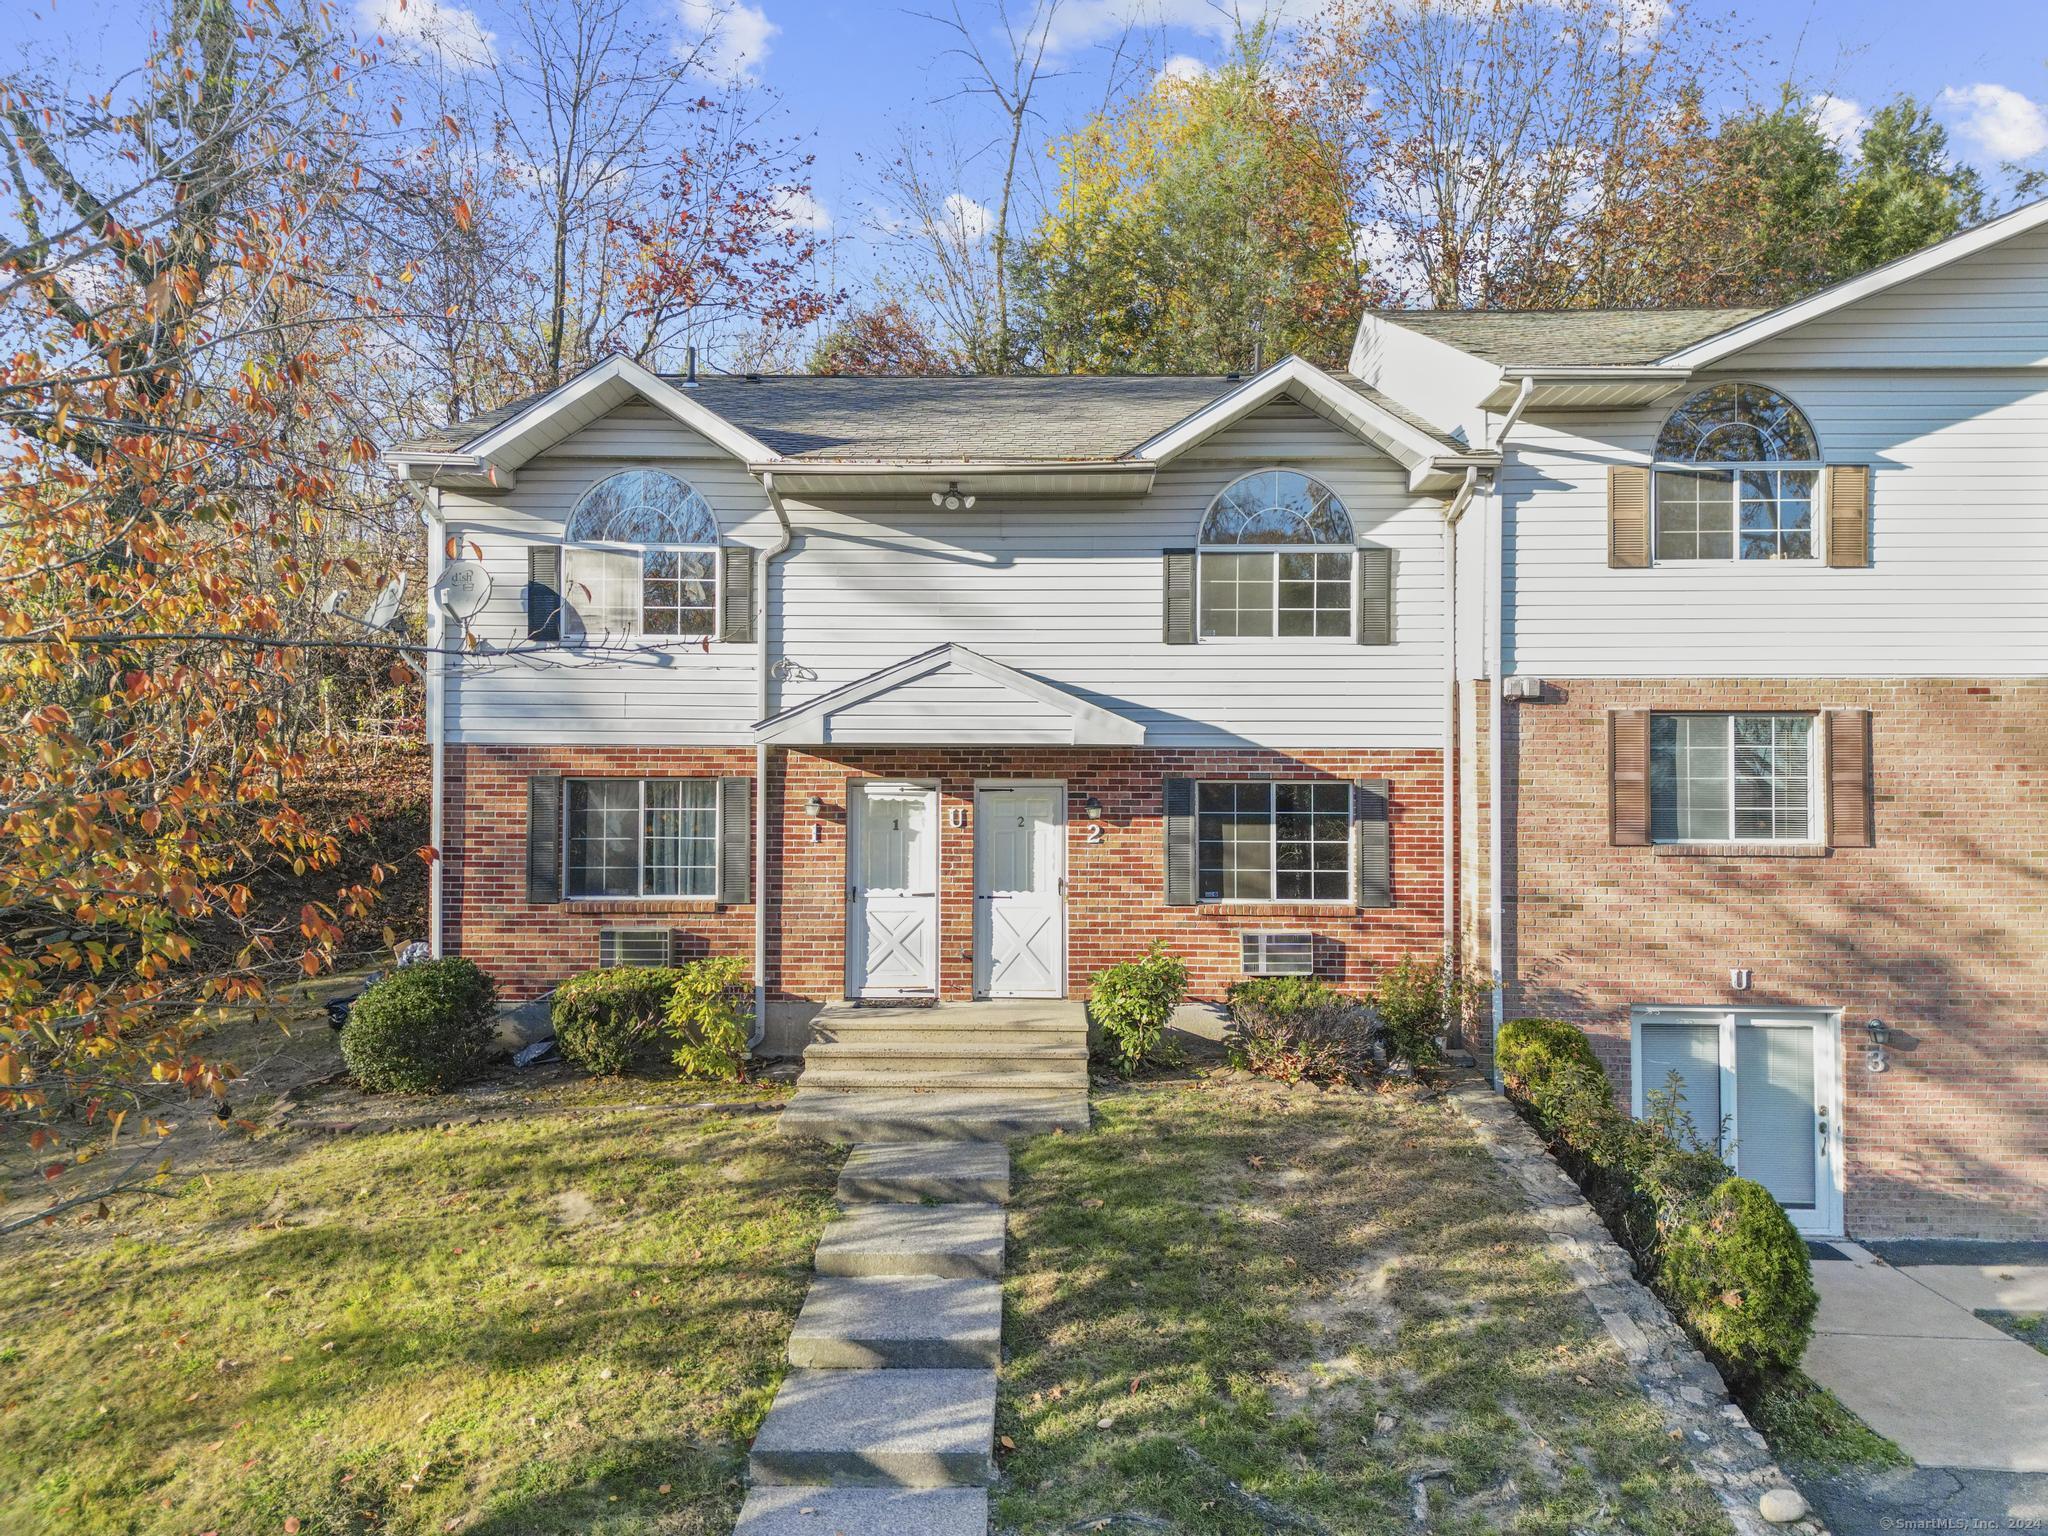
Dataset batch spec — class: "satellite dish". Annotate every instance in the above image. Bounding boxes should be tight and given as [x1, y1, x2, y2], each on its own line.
[434, 559, 492, 622]
[362, 574, 408, 631]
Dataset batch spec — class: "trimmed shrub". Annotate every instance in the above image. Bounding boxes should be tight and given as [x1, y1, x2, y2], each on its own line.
[340, 957, 497, 1094]
[1088, 943, 1189, 1076]
[1660, 1177, 1820, 1382]
[551, 967, 682, 1075]
[666, 955, 751, 1081]
[1369, 957, 1448, 1067]
[1224, 977, 1375, 1083]
[1495, 1016, 1818, 1386]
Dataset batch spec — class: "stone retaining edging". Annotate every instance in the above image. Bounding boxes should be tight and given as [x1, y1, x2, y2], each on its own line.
[1444, 1072, 1827, 1536]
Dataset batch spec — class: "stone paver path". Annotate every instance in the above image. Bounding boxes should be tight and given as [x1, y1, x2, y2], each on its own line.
[736, 1141, 1011, 1535]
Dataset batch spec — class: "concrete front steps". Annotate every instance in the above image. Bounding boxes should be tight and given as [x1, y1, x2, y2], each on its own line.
[779, 1001, 1090, 1143]
[737, 1142, 1016, 1536]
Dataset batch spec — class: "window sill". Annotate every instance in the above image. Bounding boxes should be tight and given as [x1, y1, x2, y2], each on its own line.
[1651, 843, 1829, 859]
[1197, 903, 1359, 917]
[555, 898, 726, 913]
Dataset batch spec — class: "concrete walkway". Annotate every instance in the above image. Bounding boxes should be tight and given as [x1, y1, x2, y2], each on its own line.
[1805, 1242, 2048, 1472]
[736, 1141, 1012, 1535]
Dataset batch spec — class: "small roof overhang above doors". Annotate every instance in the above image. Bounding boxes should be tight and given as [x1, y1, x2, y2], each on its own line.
[755, 643, 1147, 747]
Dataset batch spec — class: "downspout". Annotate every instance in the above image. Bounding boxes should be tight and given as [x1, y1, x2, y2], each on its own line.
[423, 488, 447, 958]
[1440, 466, 1479, 1041]
[751, 470, 795, 1050]
[1485, 378, 1534, 1071]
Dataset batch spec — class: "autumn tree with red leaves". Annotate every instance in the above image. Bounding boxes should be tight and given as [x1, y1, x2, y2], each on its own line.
[0, 0, 405, 1222]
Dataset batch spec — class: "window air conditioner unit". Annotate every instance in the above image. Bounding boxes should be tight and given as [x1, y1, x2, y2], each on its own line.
[1241, 931, 1315, 977]
[599, 928, 673, 969]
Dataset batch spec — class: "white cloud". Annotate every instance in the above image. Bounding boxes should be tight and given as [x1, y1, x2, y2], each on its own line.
[1154, 53, 1209, 86]
[679, 0, 777, 80]
[1808, 93, 1870, 154]
[1939, 82, 2048, 162]
[775, 187, 832, 231]
[359, 0, 496, 70]
[940, 192, 993, 244]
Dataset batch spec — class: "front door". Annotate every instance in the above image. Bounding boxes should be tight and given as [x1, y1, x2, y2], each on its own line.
[974, 785, 1066, 999]
[1634, 1008, 1842, 1235]
[849, 782, 938, 997]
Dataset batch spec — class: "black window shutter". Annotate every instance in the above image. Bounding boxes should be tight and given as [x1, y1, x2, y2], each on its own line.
[717, 777, 752, 903]
[719, 546, 756, 643]
[1353, 779, 1392, 908]
[526, 774, 563, 904]
[527, 546, 562, 641]
[1357, 545, 1393, 646]
[1163, 777, 1196, 906]
[1162, 550, 1196, 644]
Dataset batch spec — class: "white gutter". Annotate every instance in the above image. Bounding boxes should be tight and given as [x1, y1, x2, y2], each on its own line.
[423, 490, 447, 958]
[751, 471, 796, 1050]
[1484, 380, 1533, 1068]
[1440, 466, 1479, 1033]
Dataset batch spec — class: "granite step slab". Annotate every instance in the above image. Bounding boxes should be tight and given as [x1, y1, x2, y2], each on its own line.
[836, 1142, 1010, 1205]
[787, 1274, 1002, 1369]
[815, 1203, 1007, 1279]
[733, 1485, 988, 1536]
[748, 1367, 997, 1487]
[779, 1088, 1090, 1143]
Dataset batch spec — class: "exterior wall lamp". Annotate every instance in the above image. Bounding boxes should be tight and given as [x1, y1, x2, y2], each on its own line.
[1082, 795, 1104, 820]
[1866, 1018, 1890, 1073]
[804, 796, 825, 819]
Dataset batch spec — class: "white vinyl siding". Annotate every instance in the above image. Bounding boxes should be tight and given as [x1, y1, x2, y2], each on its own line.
[1499, 372, 2048, 677]
[440, 399, 1449, 749]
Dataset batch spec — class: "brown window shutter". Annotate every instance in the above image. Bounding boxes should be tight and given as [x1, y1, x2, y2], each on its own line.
[1608, 467, 1651, 569]
[1610, 710, 1651, 845]
[1825, 709, 1873, 847]
[1825, 465, 1870, 568]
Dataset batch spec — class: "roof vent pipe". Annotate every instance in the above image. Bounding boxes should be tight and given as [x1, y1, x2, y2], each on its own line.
[683, 345, 699, 388]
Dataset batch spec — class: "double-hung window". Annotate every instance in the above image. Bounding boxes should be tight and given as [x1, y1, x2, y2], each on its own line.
[1197, 781, 1351, 903]
[565, 779, 718, 898]
[1653, 383, 1821, 562]
[1198, 470, 1355, 637]
[1649, 714, 1816, 843]
[561, 469, 720, 639]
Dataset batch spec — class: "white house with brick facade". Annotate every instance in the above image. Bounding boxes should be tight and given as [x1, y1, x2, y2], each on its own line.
[392, 197, 2048, 1241]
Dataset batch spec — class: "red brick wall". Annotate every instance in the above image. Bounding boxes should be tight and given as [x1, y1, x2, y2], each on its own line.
[444, 743, 1444, 1007]
[1492, 680, 2048, 1239]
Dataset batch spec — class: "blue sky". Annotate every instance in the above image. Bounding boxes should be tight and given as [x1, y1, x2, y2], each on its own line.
[5, 0, 2046, 268]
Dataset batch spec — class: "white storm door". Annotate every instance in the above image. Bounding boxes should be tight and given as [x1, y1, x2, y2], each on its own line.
[850, 783, 938, 996]
[1731, 1014, 1841, 1237]
[974, 786, 1066, 999]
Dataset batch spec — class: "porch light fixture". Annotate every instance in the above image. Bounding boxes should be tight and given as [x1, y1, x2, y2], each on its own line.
[1082, 795, 1103, 820]
[1866, 1019, 1889, 1046]
[932, 480, 976, 511]
[804, 795, 825, 819]
[1866, 1018, 1890, 1074]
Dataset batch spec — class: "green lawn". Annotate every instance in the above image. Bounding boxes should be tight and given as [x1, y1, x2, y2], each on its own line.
[995, 1069, 1736, 1536]
[0, 1076, 839, 1536]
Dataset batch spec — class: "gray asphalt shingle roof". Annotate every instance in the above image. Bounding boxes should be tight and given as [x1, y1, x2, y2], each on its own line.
[393, 370, 1465, 462]
[1371, 308, 1771, 367]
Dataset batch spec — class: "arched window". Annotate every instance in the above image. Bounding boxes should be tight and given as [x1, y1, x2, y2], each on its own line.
[1653, 384, 1820, 562]
[561, 470, 720, 638]
[1198, 470, 1355, 638]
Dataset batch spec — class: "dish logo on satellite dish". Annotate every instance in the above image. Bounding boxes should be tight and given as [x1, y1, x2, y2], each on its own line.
[433, 559, 493, 623]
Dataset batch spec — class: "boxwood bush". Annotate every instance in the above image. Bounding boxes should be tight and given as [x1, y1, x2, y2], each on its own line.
[1496, 1016, 1817, 1388]
[1087, 943, 1189, 1076]
[340, 957, 498, 1094]
[551, 966, 683, 1076]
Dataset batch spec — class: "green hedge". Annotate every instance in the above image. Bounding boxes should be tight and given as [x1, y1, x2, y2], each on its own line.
[551, 967, 683, 1075]
[1497, 1017, 1816, 1386]
[340, 957, 498, 1094]
[1087, 943, 1189, 1076]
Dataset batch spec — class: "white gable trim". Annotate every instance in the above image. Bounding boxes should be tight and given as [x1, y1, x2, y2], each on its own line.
[755, 643, 1146, 746]
[1134, 355, 1450, 489]
[461, 355, 777, 472]
[1659, 197, 2048, 369]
